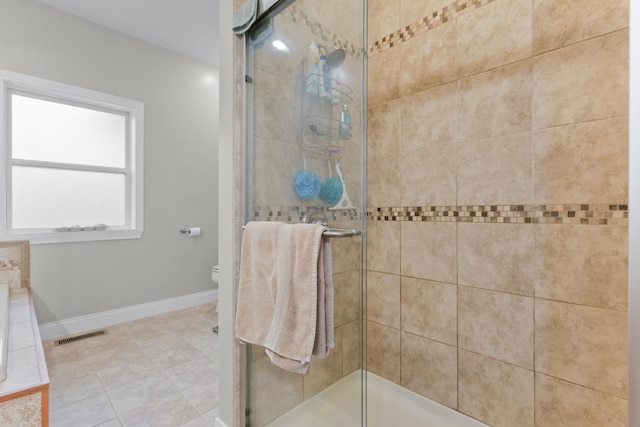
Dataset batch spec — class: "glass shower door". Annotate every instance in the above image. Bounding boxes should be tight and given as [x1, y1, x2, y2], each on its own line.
[244, 0, 366, 425]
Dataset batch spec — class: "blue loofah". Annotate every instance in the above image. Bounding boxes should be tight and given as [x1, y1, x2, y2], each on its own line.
[293, 169, 320, 200]
[319, 177, 343, 204]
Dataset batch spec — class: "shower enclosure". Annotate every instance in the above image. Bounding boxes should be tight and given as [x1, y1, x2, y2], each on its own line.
[244, 0, 366, 425]
[238, 0, 631, 426]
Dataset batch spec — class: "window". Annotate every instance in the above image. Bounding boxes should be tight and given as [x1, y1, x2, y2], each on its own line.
[0, 70, 144, 243]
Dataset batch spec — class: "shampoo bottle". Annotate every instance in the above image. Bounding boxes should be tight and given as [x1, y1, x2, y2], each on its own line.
[339, 104, 351, 138]
[318, 54, 327, 97]
[306, 43, 319, 94]
[323, 59, 331, 96]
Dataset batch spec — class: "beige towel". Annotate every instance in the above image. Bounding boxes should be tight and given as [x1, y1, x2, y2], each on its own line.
[235, 222, 281, 349]
[312, 239, 334, 358]
[235, 222, 334, 374]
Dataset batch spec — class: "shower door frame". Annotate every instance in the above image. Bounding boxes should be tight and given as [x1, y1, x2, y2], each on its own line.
[241, 0, 368, 425]
[628, 1, 640, 425]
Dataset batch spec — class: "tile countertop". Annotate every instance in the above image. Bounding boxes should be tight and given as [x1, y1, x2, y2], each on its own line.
[0, 287, 49, 400]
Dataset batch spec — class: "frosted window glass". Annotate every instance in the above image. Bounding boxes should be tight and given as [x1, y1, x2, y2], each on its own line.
[11, 166, 125, 229]
[11, 94, 126, 168]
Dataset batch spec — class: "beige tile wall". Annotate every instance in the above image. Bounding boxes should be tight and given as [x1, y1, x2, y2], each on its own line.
[0, 241, 29, 290]
[367, 0, 629, 426]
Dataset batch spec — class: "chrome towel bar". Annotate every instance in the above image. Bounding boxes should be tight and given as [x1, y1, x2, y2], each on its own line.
[322, 228, 360, 238]
[241, 225, 360, 239]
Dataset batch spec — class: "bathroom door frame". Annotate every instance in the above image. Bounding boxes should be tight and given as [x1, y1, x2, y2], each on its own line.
[629, 2, 639, 425]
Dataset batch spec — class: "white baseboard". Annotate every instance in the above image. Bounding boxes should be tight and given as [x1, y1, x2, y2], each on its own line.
[39, 289, 218, 341]
[214, 417, 230, 427]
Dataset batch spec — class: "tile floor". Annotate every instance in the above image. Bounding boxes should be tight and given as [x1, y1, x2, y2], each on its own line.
[42, 303, 219, 427]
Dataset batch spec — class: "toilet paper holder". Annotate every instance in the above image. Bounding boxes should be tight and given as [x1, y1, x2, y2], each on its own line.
[180, 227, 201, 236]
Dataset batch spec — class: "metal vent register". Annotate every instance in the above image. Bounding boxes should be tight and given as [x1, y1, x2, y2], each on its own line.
[54, 330, 107, 346]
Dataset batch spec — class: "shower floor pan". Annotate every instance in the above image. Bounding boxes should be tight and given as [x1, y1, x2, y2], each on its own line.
[266, 370, 488, 427]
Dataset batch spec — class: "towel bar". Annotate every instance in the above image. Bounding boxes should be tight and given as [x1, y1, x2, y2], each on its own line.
[241, 225, 360, 238]
[322, 228, 360, 238]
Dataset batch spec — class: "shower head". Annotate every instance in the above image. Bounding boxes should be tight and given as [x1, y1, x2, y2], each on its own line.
[326, 48, 346, 68]
[319, 45, 347, 68]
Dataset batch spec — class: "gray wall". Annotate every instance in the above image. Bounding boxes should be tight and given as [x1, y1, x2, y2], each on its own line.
[0, 0, 219, 324]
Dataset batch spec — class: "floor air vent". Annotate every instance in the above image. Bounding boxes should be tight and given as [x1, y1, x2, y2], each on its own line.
[54, 330, 107, 346]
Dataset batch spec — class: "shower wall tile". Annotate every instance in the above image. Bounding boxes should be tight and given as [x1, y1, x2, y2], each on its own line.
[532, 29, 628, 130]
[254, 16, 312, 82]
[367, 221, 400, 275]
[533, 117, 628, 204]
[401, 277, 457, 346]
[368, 0, 400, 48]
[535, 299, 628, 397]
[331, 235, 361, 274]
[252, 137, 301, 207]
[400, 333, 457, 409]
[368, 48, 400, 107]
[457, 60, 532, 143]
[535, 224, 628, 311]
[252, 69, 298, 144]
[367, 271, 400, 328]
[400, 145, 457, 207]
[333, 269, 361, 326]
[367, 154, 401, 208]
[341, 320, 361, 375]
[458, 286, 534, 369]
[457, 133, 533, 205]
[311, 0, 362, 50]
[304, 328, 343, 399]
[458, 350, 534, 427]
[534, 373, 628, 427]
[365, 1, 630, 426]
[366, 321, 400, 383]
[533, 0, 629, 55]
[399, 0, 452, 31]
[399, 23, 457, 96]
[400, 222, 456, 284]
[400, 82, 457, 152]
[458, 223, 535, 296]
[368, 100, 400, 156]
[251, 357, 303, 426]
[456, 0, 532, 78]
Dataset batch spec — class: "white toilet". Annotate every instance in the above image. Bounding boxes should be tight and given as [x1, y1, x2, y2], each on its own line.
[211, 265, 219, 285]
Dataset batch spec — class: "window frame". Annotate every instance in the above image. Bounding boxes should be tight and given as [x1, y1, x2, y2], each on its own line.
[0, 70, 144, 244]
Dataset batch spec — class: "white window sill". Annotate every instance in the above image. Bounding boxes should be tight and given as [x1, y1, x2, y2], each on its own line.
[0, 228, 143, 244]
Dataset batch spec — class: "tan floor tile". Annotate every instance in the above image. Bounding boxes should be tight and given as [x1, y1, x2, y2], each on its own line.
[181, 375, 220, 416]
[44, 304, 218, 426]
[165, 355, 220, 391]
[119, 392, 200, 427]
[106, 371, 177, 415]
[49, 369, 104, 411]
[50, 393, 116, 427]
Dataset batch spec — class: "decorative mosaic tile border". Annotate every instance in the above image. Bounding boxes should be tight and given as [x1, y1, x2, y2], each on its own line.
[368, 0, 497, 56]
[253, 206, 360, 223]
[368, 204, 629, 226]
[0, 261, 20, 269]
[283, 6, 361, 58]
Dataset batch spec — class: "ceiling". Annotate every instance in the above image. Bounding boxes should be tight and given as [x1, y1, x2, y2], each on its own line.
[36, 0, 220, 67]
